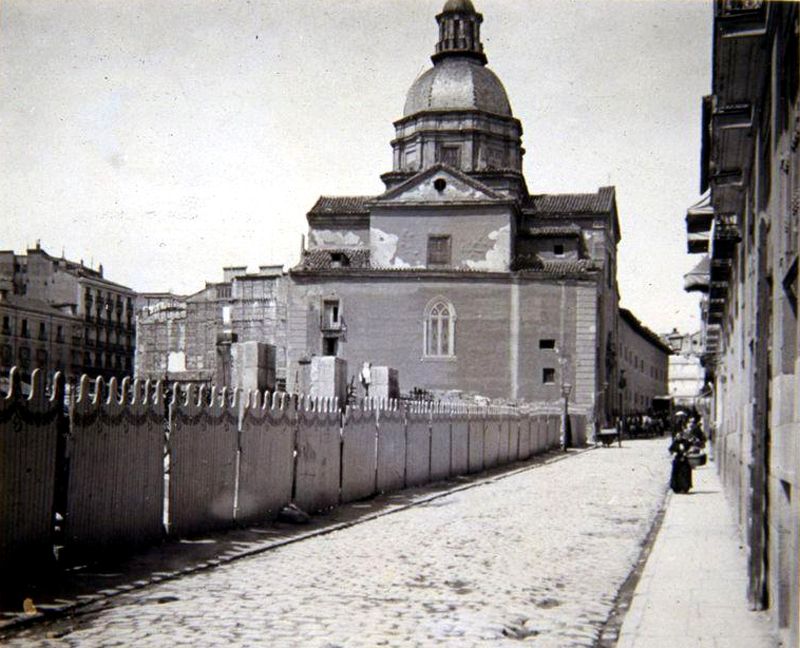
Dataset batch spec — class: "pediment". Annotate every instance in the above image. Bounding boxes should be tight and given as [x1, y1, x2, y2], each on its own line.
[376, 164, 507, 205]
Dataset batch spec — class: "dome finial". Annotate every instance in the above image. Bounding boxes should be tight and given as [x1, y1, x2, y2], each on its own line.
[442, 0, 477, 13]
[432, 0, 486, 65]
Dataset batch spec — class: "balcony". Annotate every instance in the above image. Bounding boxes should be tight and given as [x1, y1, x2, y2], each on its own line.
[718, 0, 766, 37]
[320, 317, 346, 334]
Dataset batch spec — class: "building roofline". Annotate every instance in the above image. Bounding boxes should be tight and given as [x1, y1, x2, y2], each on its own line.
[619, 307, 673, 354]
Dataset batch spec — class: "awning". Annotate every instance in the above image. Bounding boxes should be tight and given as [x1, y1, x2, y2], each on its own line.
[684, 255, 710, 293]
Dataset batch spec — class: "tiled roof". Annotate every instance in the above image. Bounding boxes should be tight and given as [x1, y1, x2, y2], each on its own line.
[524, 225, 582, 237]
[511, 255, 599, 274]
[296, 248, 371, 271]
[308, 196, 374, 215]
[522, 187, 615, 215]
[293, 250, 596, 276]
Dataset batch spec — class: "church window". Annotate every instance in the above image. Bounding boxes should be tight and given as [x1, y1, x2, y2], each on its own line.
[427, 235, 451, 266]
[543, 368, 556, 384]
[433, 178, 447, 192]
[424, 299, 456, 357]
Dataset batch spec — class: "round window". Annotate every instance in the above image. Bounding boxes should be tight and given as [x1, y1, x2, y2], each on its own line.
[433, 178, 447, 192]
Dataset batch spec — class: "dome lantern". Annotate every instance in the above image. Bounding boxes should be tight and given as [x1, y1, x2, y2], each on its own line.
[385, 0, 526, 198]
[432, 0, 487, 65]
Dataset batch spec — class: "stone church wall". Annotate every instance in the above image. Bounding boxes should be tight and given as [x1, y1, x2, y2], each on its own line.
[286, 273, 598, 410]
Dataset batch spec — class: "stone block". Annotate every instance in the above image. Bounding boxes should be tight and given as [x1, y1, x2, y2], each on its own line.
[231, 341, 276, 393]
[370, 366, 399, 400]
[310, 356, 347, 404]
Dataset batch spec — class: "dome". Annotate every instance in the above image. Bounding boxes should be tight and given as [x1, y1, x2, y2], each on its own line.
[403, 57, 512, 118]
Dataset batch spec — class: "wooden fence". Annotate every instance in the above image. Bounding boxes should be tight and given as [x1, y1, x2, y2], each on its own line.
[0, 366, 580, 580]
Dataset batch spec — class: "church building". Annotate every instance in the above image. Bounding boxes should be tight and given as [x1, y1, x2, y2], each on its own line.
[286, 0, 623, 423]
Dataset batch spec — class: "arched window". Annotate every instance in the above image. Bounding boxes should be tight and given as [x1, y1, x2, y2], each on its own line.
[424, 299, 456, 357]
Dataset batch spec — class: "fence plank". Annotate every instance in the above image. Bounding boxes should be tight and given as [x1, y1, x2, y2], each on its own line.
[237, 393, 295, 523]
[377, 408, 405, 492]
[483, 415, 501, 469]
[429, 413, 451, 482]
[518, 414, 531, 460]
[467, 414, 484, 474]
[508, 414, 520, 462]
[61, 376, 164, 561]
[0, 369, 61, 577]
[548, 415, 560, 449]
[497, 415, 510, 465]
[405, 407, 431, 487]
[450, 414, 469, 476]
[168, 385, 237, 537]
[341, 406, 377, 503]
[294, 402, 341, 514]
[532, 416, 544, 454]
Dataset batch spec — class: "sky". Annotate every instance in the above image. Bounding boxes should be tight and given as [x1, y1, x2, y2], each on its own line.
[0, 0, 710, 335]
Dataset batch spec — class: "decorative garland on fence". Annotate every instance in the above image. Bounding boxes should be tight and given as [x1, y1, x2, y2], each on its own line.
[0, 401, 61, 427]
[173, 408, 238, 428]
[72, 407, 164, 428]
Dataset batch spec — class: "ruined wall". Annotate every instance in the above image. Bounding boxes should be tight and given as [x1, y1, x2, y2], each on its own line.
[308, 227, 370, 250]
[136, 275, 288, 383]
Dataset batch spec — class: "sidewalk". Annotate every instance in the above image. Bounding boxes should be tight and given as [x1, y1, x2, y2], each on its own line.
[616, 461, 778, 648]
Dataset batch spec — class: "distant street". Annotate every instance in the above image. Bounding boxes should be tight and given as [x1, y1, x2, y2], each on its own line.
[8, 440, 670, 648]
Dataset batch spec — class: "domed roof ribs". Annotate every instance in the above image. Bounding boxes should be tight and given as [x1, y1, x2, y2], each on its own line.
[432, 0, 487, 65]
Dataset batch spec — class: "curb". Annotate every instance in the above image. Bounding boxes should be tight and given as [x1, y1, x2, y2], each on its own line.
[592, 484, 671, 647]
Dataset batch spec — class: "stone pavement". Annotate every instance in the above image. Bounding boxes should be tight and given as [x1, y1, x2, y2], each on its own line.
[6, 440, 671, 647]
[616, 460, 779, 648]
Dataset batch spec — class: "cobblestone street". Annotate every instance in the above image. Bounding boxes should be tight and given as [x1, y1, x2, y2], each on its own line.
[8, 440, 670, 647]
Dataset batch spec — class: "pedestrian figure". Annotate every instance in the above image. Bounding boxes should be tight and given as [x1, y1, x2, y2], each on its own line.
[669, 433, 693, 494]
[359, 361, 372, 399]
[688, 415, 706, 449]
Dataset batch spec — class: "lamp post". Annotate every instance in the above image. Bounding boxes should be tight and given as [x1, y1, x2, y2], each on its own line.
[618, 369, 627, 447]
[561, 381, 572, 451]
[557, 347, 572, 451]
